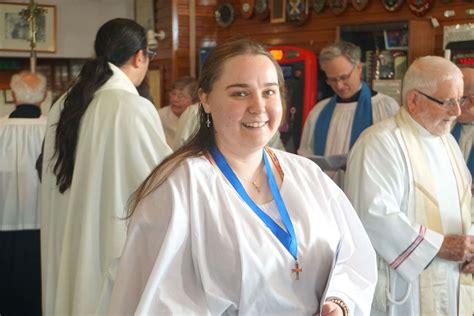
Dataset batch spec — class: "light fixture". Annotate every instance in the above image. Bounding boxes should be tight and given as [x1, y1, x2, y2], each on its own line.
[147, 30, 166, 49]
[428, 16, 439, 28]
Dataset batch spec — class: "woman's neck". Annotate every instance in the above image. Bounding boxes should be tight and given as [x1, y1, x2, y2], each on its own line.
[216, 143, 264, 181]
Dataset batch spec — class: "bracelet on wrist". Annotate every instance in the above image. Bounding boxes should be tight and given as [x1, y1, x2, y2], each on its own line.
[326, 296, 349, 316]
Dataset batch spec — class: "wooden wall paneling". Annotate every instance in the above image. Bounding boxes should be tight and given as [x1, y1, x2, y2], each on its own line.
[190, 0, 197, 78]
[214, 0, 474, 60]
[408, 20, 435, 64]
[152, 0, 474, 107]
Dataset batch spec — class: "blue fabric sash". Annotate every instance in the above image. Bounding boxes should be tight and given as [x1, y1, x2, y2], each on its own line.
[313, 82, 373, 155]
[451, 122, 474, 176]
[210, 146, 298, 260]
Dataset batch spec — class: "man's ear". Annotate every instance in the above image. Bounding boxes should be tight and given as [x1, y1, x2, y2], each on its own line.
[198, 89, 210, 113]
[405, 90, 418, 115]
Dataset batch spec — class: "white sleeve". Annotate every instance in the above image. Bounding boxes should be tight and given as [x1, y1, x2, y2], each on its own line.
[297, 100, 328, 155]
[174, 103, 200, 149]
[372, 94, 400, 123]
[108, 175, 210, 315]
[324, 191, 378, 316]
[344, 130, 443, 283]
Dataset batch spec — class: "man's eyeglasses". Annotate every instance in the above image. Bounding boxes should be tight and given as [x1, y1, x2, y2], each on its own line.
[145, 48, 157, 60]
[325, 66, 355, 85]
[416, 90, 469, 108]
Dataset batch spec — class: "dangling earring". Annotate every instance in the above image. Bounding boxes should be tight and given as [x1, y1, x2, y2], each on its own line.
[206, 113, 211, 128]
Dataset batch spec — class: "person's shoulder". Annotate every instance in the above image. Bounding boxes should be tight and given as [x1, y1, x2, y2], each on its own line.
[354, 115, 400, 150]
[158, 105, 170, 114]
[161, 154, 214, 189]
[99, 89, 156, 114]
[372, 92, 400, 107]
[306, 97, 332, 120]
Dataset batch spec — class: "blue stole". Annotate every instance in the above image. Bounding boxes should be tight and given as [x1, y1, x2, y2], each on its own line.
[451, 122, 474, 176]
[210, 146, 298, 260]
[313, 82, 373, 155]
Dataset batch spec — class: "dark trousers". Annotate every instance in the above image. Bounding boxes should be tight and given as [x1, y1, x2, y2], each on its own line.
[0, 230, 41, 316]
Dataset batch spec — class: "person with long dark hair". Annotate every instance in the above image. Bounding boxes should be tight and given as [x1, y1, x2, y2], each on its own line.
[108, 38, 376, 315]
[40, 18, 171, 315]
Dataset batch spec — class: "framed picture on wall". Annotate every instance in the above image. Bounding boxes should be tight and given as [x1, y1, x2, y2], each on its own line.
[383, 30, 408, 50]
[4, 89, 14, 104]
[0, 2, 56, 52]
[271, 0, 286, 23]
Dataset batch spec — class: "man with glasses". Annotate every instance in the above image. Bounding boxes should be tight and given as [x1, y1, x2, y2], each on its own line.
[345, 56, 474, 316]
[298, 41, 399, 187]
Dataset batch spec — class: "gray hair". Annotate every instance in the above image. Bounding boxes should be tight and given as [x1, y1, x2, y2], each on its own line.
[402, 56, 463, 105]
[10, 71, 47, 105]
[171, 76, 198, 103]
[319, 41, 361, 68]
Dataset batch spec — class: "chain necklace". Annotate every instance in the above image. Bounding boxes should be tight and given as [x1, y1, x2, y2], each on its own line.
[239, 166, 264, 193]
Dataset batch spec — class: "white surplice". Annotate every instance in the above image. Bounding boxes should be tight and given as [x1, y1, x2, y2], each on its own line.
[457, 124, 474, 233]
[345, 110, 473, 316]
[0, 116, 46, 230]
[173, 103, 286, 151]
[158, 105, 179, 150]
[298, 93, 399, 187]
[457, 124, 474, 164]
[108, 150, 377, 315]
[40, 63, 172, 315]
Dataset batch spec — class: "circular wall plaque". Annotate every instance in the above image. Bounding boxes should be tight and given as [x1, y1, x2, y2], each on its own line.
[312, 0, 326, 12]
[215, 3, 235, 28]
[255, 0, 270, 20]
[381, 0, 404, 12]
[351, 0, 369, 10]
[408, 0, 432, 16]
[329, 0, 348, 15]
[287, 0, 310, 26]
[241, 0, 255, 19]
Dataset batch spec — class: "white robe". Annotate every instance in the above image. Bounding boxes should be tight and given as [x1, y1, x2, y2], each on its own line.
[345, 112, 472, 316]
[40, 63, 172, 315]
[456, 124, 474, 233]
[0, 116, 46, 230]
[173, 103, 286, 151]
[158, 105, 179, 150]
[298, 93, 399, 187]
[108, 150, 377, 315]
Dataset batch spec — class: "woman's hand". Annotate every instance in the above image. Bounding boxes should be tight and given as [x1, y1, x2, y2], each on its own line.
[313, 301, 344, 316]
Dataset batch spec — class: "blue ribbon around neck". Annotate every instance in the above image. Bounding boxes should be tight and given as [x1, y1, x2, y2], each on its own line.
[452, 122, 474, 177]
[210, 145, 298, 260]
[313, 81, 373, 155]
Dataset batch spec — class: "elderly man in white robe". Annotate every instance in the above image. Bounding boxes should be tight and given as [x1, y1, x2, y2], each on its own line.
[298, 41, 399, 187]
[0, 71, 47, 315]
[345, 56, 474, 316]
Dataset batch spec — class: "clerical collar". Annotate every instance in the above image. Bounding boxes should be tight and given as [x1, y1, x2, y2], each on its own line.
[336, 87, 378, 103]
[9, 104, 41, 118]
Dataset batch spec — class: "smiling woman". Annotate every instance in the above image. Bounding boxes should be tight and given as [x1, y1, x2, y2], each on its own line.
[108, 37, 377, 316]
